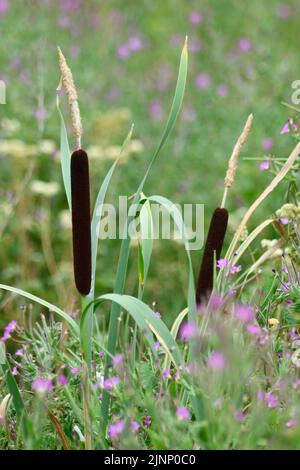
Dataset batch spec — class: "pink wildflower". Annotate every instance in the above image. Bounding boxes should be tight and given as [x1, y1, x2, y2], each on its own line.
[108, 420, 125, 439]
[32, 378, 53, 395]
[195, 73, 211, 90]
[262, 138, 273, 150]
[259, 161, 269, 171]
[179, 322, 197, 341]
[217, 258, 229, 269]
[176, 406, 190, 421]
[189, 11, 202, 25]
[112, 353, 124, 367]
[235, 304, 255, 323]
[130, 420, 140, 432]
[207, 351, 226, 371]
[58, 374, 67, 386]
[230, 265, 242, 274]
[1, 320, 18, 342]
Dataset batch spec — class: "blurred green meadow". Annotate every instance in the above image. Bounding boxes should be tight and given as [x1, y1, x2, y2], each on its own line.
[0, 0, 298, 324]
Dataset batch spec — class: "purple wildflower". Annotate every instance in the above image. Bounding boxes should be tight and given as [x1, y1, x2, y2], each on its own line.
[262, 138, 273, 150]
[1, 320, 18, 342]
[143, 416, 151, 426]
[15, 346, 25, 356]
[117, 45, 130, 59]
[154, 341, 161, 350]
[0, 0, 9, 15]
[217, 258, 229, 269]
[238, 38, 252, 52]
[71, 367, 78, 375]
[189, 11, 202, 25]
[176, 406, 190, 421]
[32, 378, 53, 395]
[154, 311, 161, 318]
[247, 324, 261, 336]
[286, 418, 297, 429]
[128, 36, 143, 52]
[12, 366, 18, 376]
[179, 322, 197, 341]
[58, 374, 67, 386]
[235, 304, 255, 323]
[130, 420, 140, 432]
[259, 161, 269, 171]
[280, 217, 289, 225]
[112, 353, 124, 367]
[265, 392, 279, 409]
[207, 351, 226, 371]
[104, 376, 120, 391]
[228, 289, 237, 297]
[209, 294, 223, 310]
[280, 119, 297, 135]
[230, 264, 242, 274]
[195, 73, 211, 90]
[108, 420, 125, 439]
[163, 368, 171, 379]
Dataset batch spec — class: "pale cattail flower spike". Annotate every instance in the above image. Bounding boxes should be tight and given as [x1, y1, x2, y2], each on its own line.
[221, 113, 253, 208]
[57, 46, 82, 149]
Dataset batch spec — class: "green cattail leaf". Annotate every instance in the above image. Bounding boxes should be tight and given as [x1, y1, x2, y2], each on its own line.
[82, 125, 134, 370]
[137, 241, 145, 287]
[102, 40, 188, 430]
[57, 98, 72, 210]
[139, 198, 154, 285]
[147, 195, 197, 325]
[0, 343, 26, 421]
[83, 294, 182, 368]
[0, 284, 79, 333]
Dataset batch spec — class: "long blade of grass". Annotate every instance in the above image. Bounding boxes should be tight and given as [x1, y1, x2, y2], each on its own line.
[231, 218, 275, 265]
[162, 307, 188, 371]
[0, 284, 79, 333]
[139, 198, 154, 285]
[0, 343, 26, 421]
[147, 195, 197, 324]
[101, 39, 188, 429]
[83, 126, 134, 369]
[226, 140, 300, 260]
[82, 294, 182, 367]
[56, 96, 72, 210]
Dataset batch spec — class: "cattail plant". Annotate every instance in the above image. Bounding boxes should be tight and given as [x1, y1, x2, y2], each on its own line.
[58, 47, 92, 449]
[58, 47, 91, 297]
[196, 114, 253, 305]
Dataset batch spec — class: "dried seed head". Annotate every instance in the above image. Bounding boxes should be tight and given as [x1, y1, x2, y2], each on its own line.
[57, 46, 82, 149]
[0, 394, 11, 424]
[224, 113, 253, 188]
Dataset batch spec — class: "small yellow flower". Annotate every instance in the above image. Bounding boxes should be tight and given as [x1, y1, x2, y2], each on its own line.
[268, 318, 280, 328]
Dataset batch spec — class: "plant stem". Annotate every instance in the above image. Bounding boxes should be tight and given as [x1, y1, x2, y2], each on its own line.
[82, 361, 92, 450]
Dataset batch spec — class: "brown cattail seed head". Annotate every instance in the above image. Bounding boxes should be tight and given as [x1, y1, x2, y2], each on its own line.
[196, 207, 229, 305]
[71, 149, 91, 296]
